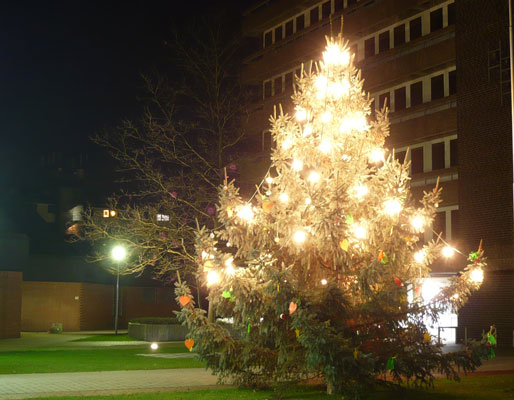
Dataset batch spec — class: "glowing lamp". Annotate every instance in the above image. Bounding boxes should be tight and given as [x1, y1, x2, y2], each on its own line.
[291, 159, 303, 171]
[293, 230, 307, 244]
[383, 199, 402, 216]
[150, 343, 159, 350]
[321, 279, 328, 285]
[442, 246, 455, 258]
[414, 249, 426, 264]
[470, 268, 484, 284]
[237, 205, 254, 222]
[111, 246, 126, 262]
[206, 270, 220, 286]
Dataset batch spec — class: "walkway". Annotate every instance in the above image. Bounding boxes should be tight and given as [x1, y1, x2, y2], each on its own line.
[0, 368, 220, 399]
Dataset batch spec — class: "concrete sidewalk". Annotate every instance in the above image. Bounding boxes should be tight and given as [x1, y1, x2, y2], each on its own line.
[0, 368, 220, 399]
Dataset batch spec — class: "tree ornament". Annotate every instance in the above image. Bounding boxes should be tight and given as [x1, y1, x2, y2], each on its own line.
[353, 348, 359, 360]
[339, 239, 349, 252]
[377, 251, 388, 264]
[280, 313, 286, 320]
[423, 332, 431, 343]
[179, 295, 191, 307]
[203, 260, 214, 271]
[262, 200, 275, 213]
[184, 338, 194, 351]
[386, 356, 396, 370]
[289, 301, 297, 315]
[170, 190, 178, 199]
[295, 329, 300, 338]
[222, 290, 234, 302]
[393, 277, 404, 288]
[345, 214, 354, 225]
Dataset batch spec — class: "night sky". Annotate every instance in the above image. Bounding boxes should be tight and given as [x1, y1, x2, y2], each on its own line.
[0, 0, 249, 174]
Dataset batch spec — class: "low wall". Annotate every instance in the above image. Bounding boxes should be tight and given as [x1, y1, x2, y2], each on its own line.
[128, 322, 188, 341]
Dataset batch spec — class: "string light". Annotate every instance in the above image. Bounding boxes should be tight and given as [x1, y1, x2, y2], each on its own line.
[293, 230, 307, 244]
[470, 268, 484, 284]
[414, 249, 426, 264]
[352, 224, 367, 240]
[369, 148, 385, 163]
[296, 107, 307, 121]
[319, 140, 332, 154]
[442, 246, 455, 258]
[321, 111, 332, 123]
[383, 198, 402, 216]
[308, 171, 320, 183]
[206, 270, 220, 286]
[322, 43, 350, 66]
[321, 279, 328, 285]
[329, 79, 350, 99]
[282, 138, 293, 150]
[291, 159, 303, 171]
[237, 205, 254, 222]
[303, 124, 313, 136]
[224, 257, 235, 274]
[305, 197, 312, 205]
[353, 185, 368, 200]
[410, 214, 425, 232]
[265, 177, 273, 184]
[279, 193, 289, 203]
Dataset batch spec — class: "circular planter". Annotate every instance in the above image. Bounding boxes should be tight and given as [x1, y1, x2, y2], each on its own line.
[128, 322, 188, 342]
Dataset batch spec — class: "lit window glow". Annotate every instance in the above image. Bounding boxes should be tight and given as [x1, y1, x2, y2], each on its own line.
[157, 213, 170, 221]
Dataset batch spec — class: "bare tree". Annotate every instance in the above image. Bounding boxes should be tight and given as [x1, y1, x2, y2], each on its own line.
[75, 18, 248, 282]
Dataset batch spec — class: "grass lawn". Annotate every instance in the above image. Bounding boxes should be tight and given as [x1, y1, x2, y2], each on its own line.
[28, 375, 514, 400]
[0, 342, 202, 374]
[72, 334, 137, 342]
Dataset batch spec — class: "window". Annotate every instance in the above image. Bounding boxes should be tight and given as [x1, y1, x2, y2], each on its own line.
[274, 76, 282, 95]
[264, 31, 272, 47]
[432, 142, 445, 170]
[285, 72, 293, 91]
[430, 8, 443, 32]
[264, 80, 272, 98]
[394, 24, 405, 47]
[322, 1, 331, 19]
[296, 14, 305, 31]
[433, 212, 446, 239]
[365, 37, 375, 58]
[310, 7, 319, 24]
[410, 81, 423, 107]
[285, 20, 293, 37]
[275, 26, 283, 42]
[431, 74, 444, 100]
[448, 3, 456, 25]
[394, 87, 406, 111]
[450, 209, 459, 239]
[334, 0, 344, 12]
[347, 0, 357, 6]
[449, 70, 456, 95]
[411, 147, 424, 174]
[395, 150, 406, 164]
[450, 139, 458, 167]
[378, 92, 390, 109]
[410, 17, 422, 41]
[378, 31, 390, 53]
[157, 213, 170, 222]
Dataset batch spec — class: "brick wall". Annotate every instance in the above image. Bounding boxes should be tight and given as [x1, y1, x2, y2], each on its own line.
[79, 283, 114, 330]
[0, 271, 22, 338]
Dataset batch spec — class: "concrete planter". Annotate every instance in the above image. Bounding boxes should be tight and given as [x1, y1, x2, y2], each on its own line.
[128, 322, 188, 342]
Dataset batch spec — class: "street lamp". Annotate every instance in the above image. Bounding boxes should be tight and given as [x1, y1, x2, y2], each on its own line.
[111, 245, 126, 335]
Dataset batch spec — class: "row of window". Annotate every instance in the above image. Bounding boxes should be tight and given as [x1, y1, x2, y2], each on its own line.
[360, 1, 455, 61]
[372, 68, 456, 112]
[263, 0, 362, 48]
[395, 136, 457, 175]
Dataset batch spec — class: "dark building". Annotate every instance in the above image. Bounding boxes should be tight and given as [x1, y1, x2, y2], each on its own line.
[240, 0, 513, 344]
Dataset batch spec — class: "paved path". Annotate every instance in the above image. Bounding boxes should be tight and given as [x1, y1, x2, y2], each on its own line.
[0, 368, 220, 399]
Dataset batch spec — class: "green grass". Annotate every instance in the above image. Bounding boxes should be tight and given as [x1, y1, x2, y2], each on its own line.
[0, 343, 202, 374]
[26, 375, 514, 400]
[72, 334, 137, 342]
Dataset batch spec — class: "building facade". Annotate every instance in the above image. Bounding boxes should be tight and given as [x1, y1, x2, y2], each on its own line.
[241, 0, 514, 344]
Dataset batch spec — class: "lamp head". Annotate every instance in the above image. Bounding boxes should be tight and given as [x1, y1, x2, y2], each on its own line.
[111, 246, 127, 262]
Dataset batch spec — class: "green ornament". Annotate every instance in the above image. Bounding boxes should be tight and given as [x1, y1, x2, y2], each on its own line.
[469, 251, 479, 262]
[247, 323, 251, 335]
[380, 253, 389, 265]
[487, 334, 497, 346]
[346, 214, 354, 225]
[221, 290, 231, 298]
[489, 348, 496, 359]
[386, 357, 395, 370]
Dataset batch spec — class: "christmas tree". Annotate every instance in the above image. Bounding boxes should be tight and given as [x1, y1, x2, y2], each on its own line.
[175, 36, 491, 396]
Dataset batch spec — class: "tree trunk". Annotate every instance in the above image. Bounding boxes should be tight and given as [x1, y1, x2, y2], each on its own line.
[326, 381, 335, 395]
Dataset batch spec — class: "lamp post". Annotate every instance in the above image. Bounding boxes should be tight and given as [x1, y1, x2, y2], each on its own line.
[111, 245, 126, 335]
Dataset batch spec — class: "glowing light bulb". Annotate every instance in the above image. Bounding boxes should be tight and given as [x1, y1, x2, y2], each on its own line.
[296, 107, 307, 121]
[308, 171, 320, 183]
[305, 197, 312, 205]
[237, 205, 254, 222]
[201, 251, 209, 260]
[282, 138, 293, 150]
[383, 198, 402, 216]
[353, 185, 368, 199]
[442, 246, 455, 258]
[303, 124, 313, 136]
[291, 159, 303, 171]
[329, 79, 351, 99]
[414, 249, 426, 264]
[279, 193, 289, 203]
[410, 215, 425, 232]
[470, 268, 484, 284]
[293, 230, 307, 244]
[224, 256, 234, 268]
[353, 224, 367, 240]
[150, 343, 159, 350]
[321, 111, 332, 123]
[206, 270, 220, 286]
[315, 75, 328, 98]
[319, 140, 332, 154]
[369, 148, 385, 163]
[323, 43, 351, 66]
[321, 279, 328, 285]
[265, 177, 273, 184]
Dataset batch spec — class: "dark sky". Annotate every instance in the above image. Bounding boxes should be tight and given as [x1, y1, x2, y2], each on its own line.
[0, 0, 249, 158]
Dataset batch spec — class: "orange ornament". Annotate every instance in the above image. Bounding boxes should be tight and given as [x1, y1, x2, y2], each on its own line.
[378, 251, 384, 262]
[262, 200, 275, 213]
[184, 338, 195, 351]
[289, 301, 298, 315]
[179, 296, 191, 307]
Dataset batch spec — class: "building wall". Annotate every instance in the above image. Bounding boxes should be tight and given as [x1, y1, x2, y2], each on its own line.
[79, 283, 114, 330]
[21, 281, 81, 331]
[120, 286, 178, 327]
[0, 271, 22, 338]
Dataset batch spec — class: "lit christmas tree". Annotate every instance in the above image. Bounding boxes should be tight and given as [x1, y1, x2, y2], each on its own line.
[175, 36, 491, 396]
